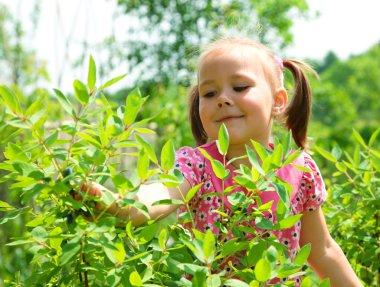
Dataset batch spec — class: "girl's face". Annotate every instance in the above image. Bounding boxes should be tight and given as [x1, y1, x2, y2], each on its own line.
[198, 46, 286, 148]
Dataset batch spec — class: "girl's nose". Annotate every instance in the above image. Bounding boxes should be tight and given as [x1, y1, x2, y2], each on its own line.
[218, 101, 231, 108]
[217, 92, 232, 108]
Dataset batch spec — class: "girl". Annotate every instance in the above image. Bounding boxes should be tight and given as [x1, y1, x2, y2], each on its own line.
[86, 37, 362, 286]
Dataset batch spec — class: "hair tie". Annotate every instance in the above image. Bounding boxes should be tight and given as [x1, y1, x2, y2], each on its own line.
[274, 56, 284, 72]
[274, 56, 284, 86]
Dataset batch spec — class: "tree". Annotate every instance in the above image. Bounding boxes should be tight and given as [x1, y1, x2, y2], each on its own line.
[113, 0, 311, 86]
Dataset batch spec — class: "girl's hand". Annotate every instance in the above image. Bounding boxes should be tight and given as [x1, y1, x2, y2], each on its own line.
[80, 182, 122, 215]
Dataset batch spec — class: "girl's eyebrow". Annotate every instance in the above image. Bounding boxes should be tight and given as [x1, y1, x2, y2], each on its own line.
[199, 79, 214, 88]
[199, 72, 256, 88]
[230, 72, 256, 81]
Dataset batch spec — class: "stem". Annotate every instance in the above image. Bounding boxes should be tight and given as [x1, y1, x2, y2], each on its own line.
[81, 233, 89, 287]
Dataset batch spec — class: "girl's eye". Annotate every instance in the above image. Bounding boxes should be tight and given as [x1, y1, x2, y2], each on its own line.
[203, 91, 216, 98]
[233, 86, 249, 92]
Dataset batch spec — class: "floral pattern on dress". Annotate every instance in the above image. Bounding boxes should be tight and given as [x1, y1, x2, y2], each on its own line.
[175, 141, 327, 286]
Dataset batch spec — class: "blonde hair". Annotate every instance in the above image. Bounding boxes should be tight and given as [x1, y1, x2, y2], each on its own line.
[189, 37, 316, 149]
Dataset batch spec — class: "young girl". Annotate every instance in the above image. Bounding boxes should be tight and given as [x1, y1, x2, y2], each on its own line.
[86, 37, 362, 286]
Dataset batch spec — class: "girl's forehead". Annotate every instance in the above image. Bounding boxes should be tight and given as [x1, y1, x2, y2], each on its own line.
[198, 46, 267, 76]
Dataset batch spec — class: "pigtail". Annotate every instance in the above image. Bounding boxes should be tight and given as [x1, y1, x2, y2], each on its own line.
[283, 59, 317, 149]
[188, 85, 208, 146]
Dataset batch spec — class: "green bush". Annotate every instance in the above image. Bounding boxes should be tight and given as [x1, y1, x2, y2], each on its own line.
[0, 58, 332, 286]
[315, 130, 380, 286]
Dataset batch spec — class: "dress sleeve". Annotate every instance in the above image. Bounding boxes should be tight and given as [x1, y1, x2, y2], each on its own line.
[174, 146, 205, 187]
[301, 153, 328, 212]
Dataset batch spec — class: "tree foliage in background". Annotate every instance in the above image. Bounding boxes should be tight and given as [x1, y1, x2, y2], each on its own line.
[115, 0, 310, 86]
[314, 130, 380, 286]
[0, 2, 48, 88]
[310, 43, 380, 149]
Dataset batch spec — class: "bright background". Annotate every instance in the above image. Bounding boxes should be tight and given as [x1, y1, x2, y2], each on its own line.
[2, 0, 380, 90]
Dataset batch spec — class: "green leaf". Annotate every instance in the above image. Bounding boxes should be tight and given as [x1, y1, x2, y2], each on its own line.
[271, 144, 283, 167]
[101, 189, 116, 206]
[203, 229, 215, 262]
[73, 79, 89, 105]
[0, 207, 31, 224]
[124, 88, 143, 126]
[291, 164, 313, 172]
[246, 145, 265, 175]
[60, 237, 81, 265]
[293, 243, 311, 265]
[247, 241, 267, 266]
[0, 201, 15, 211]
[282, 130, 292, 157]
[53, 88, 76, 118]
[6, 239, 33, 246]
[319, 278, 331, 287]
[99, 73, 127, 91]
[88, 55, 96, 90]
[216, 123, 229, 155]
[49, 227, 63, 254]
[206, 275, 221, 287]
[135, 134, 158, 164]
[283, 149, 302, 166]
[369, 128, 380, 147]
[276, 263, 301, 278]
[129, 271, 143, 286]
[276, 214, 302, 229]
[161, 140, 175, 171]
[122, 198, 150, 219]
[12, 161, 44, 179]
[352, 129, 367, 148]
[197, 147, 213, 161]
[77, 132, 102, 149]
[157, 174, 181, 188]
[3, 143, 30, 161]
[314, 147, 336, 163]
[211, 159, 229, 179]
[227, 192, 246, 206]
[222, 279, 250, 287]
[254, 258, 271, 282]
[44, 130, 58, 147]
[273, 182, 289, 204]
[186, 184, 202, 202]
[255, 217, 274, 230]
[192, 270, 207, 287]
[258, 200, 273, 211]
[0, 85, 22, 114]
[137, 223, 157, 244]
[152, 199, 183, 206]
[251, 140, 270, 162]
[25, 93, 45, 117]
[178, 263, 208, 275]
[137, 149, 149, 180]
[31, 226, 48, 242]
[300, 276, 312, 287]
[233, 175, 256, 190]
[158, 228, 167, 250]
[113, 239, 126, 263]
[276, 199, 289, 222]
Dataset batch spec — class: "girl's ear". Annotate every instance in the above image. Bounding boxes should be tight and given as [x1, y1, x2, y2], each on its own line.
[272, 88, 288, 116]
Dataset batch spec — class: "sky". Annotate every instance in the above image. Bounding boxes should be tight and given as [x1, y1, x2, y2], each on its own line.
[2, 0, 380, 90]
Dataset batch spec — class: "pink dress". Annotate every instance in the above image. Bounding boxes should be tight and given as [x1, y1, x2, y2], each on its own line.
[175, 141, 327, 285]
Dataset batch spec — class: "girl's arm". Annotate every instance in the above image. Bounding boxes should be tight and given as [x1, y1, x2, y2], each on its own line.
[84, 180, 191, 226]
[299, 206, 363, 287]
